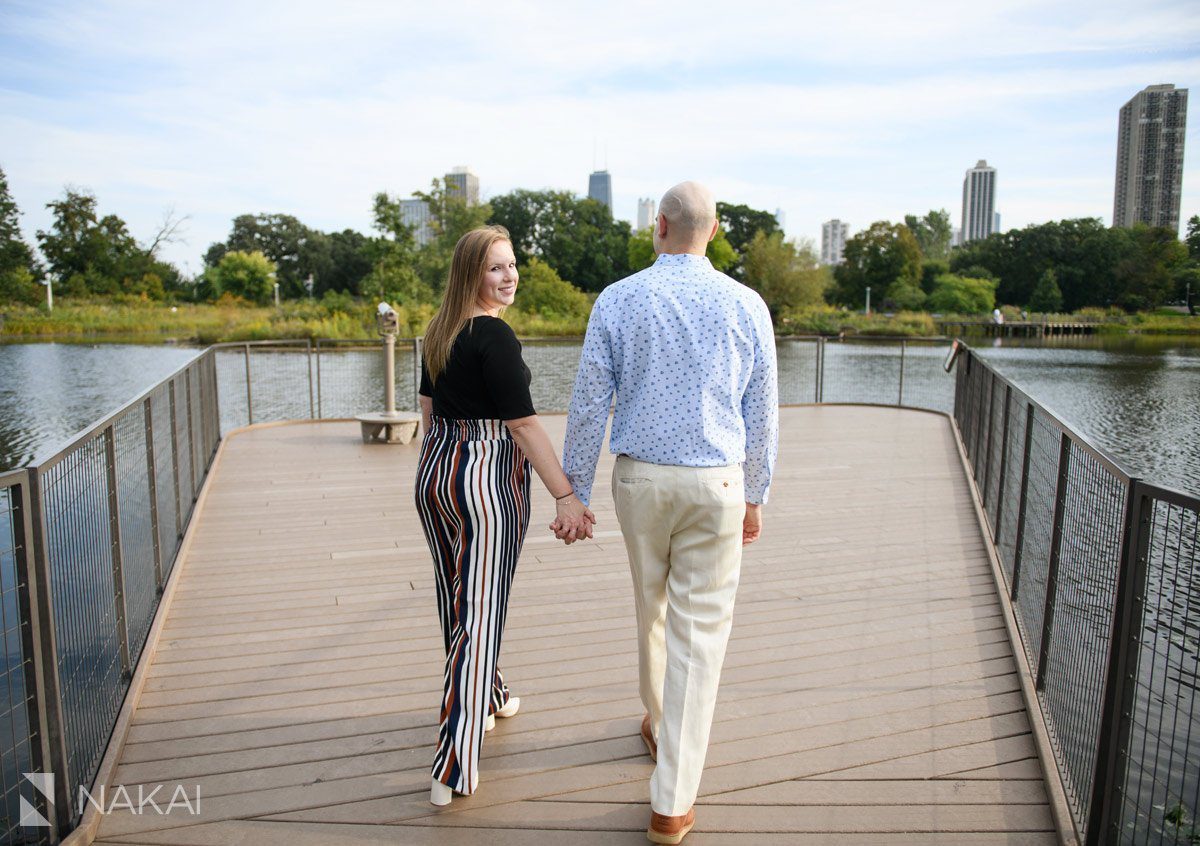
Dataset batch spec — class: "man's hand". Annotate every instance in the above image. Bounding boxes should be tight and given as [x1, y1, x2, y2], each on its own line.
[743, 503, 762, 545]
[548, 494, 597, 545]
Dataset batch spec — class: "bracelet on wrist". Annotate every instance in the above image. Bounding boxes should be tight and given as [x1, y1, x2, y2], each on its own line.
[555, 491, 575, 501]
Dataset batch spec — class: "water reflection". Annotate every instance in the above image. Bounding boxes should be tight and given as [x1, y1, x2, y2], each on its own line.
[0, 343, 200, 470]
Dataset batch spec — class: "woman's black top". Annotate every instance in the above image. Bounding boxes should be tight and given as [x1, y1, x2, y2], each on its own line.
[419, 316, 536, 420]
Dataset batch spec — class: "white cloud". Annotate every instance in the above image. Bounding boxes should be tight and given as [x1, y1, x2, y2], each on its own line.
[1, 0, 1198, 273]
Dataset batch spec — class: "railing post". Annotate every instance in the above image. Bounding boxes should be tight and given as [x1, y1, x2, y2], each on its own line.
[102, 425, 132, 678]
[993, 385, 1012, 544]
[306, 338, 315, 419]
[1086, 480, 1152, 846]
[816, 337, 825, 403]
[413, 336, 424, 413]
[168, 381, 182, 542]
[897, 339, 906, 406]
[982, 368, 997, 509]
[1011, 402, 1036, 599]
[12, 475, 55, 841]
[22, 469, 74, 837]
[315, 341, 323, 419]
[243, 342, 253, 425]
[185, 367, 197, 503]
[143, 398, 163, 592]
[1035, 431, 1072, 690]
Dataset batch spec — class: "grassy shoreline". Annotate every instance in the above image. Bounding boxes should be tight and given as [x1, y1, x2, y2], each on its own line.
[1, 299, 1196, 343]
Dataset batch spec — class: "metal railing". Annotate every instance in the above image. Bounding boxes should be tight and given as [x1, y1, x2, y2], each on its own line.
[1, 351, 220, 843]
[209, 335, 957, 427]
[954, 345, 1200, 846]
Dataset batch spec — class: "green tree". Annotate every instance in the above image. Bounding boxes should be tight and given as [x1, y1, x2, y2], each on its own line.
[833, 221, 922, 308]
[926, 274, 996, 313]
[1184, 215, 1200, 260]
[627, 227, 654, 272]
[208, 250, 276, 303]
[885, 280, 926, 310]
[706, 229, 737, 272]
[627, 226, 739, 274]
[716, 201, 781, 280]
[904, 209, 952, 261]
[362, 193, 428, 306]
[742, 231, 826, 319]
[205, 213, 332, 298]
[514, 258, 590, 318]
[0, 166, 42, 305]
[716, 202, 780, 256]
[488, 189, 629, 292]
[36, 189, 169, 297]
[1027, 268, 1063, 313]
[321, 229, 373, 296]
[1112, 224, 1188, 310]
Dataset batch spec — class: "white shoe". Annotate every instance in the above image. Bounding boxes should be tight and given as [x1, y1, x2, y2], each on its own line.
[496, 696, 520, 719]
[430, 779, 452, 806]
[485, 714, 496, 732]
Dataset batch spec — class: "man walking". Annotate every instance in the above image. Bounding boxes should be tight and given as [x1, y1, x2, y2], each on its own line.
[560, 181, 778, 844]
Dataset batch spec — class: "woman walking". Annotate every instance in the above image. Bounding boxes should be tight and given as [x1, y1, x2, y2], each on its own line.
[415, 225, 594, 806]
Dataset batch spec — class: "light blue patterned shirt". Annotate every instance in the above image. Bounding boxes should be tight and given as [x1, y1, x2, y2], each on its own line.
[563, 252, 779, 506]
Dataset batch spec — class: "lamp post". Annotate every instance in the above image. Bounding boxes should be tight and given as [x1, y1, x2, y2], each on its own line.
[865, 286, 871, 316]
[45, 274, 54, 312]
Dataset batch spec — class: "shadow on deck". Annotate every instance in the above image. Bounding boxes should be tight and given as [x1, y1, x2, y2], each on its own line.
[90, 406, 1063, 845]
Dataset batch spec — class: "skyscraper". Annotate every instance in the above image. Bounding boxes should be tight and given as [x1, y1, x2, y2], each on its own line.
[821, 220, 850, 265]
[961, 160, 997, 243]
[1113, 84, 1188, 232]
[588, 170, 612, 211]
[637, 197, 657, 230]
[445, 166, 480, 206]
[400, 199, 433, 246]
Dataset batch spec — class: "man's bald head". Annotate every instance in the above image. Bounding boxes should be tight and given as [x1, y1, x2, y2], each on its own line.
[655, 181, 719, 255]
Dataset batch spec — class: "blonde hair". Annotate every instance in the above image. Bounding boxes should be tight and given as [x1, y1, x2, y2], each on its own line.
[423, 225, 512, 383]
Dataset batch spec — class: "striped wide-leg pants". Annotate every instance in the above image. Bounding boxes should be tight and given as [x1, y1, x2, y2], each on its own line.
[414, 416, 531, 795]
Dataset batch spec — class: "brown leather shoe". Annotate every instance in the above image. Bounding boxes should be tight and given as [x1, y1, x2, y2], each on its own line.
[648, 808, 695, 844]
[640, 714, 657, 761]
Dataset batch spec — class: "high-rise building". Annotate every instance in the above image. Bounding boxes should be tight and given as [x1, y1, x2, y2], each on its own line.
[445, 166, 480, 206]
[637, 197, 657, 230]
[588, 170, 612, 210]
[961, 160, 997, 243]
[821, 220, 850, 265]
[1113, 84, 1188, 232]
[400, 198, 433, 246]
[774, 208, 787, 232]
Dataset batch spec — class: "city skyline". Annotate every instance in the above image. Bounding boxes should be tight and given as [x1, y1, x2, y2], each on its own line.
[1, 1, 1197, 274]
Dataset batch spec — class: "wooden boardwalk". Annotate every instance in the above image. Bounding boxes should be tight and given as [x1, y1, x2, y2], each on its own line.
[91, 406, 1063, 845]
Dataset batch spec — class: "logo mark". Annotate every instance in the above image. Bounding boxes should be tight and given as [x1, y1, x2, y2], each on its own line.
[20, 772, 53, 828]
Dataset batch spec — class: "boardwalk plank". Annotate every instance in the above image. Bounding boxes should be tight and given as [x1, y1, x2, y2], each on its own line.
[94, 408, 1063, 843]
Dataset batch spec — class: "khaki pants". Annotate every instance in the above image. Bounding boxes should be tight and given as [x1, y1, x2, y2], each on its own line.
[612, 454, 745, 816]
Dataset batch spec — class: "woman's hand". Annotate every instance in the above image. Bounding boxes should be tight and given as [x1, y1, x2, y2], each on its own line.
[550, 494, 596, 545]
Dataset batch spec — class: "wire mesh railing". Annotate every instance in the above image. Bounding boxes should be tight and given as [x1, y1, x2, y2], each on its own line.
[3, 350, 220, 843]
[954, 345, 1200, 846]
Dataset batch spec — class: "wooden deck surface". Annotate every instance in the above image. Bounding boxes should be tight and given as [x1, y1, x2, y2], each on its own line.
[92, 406, 1059, 845]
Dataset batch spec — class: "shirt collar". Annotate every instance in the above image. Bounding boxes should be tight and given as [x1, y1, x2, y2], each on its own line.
[654, 252, 712, 269]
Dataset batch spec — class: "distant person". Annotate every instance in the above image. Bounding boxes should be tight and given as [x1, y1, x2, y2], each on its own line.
[558, 181, 779, 844]
[992, 307, 1004, 325]
[415, 225, 595, 807]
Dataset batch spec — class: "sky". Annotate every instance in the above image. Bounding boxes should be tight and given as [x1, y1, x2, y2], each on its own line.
[1, 0, 1199, 277]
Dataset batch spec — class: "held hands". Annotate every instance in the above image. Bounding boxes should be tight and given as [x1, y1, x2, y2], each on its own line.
[743, 503, 762, 545]
[548, 493, 597, 545]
